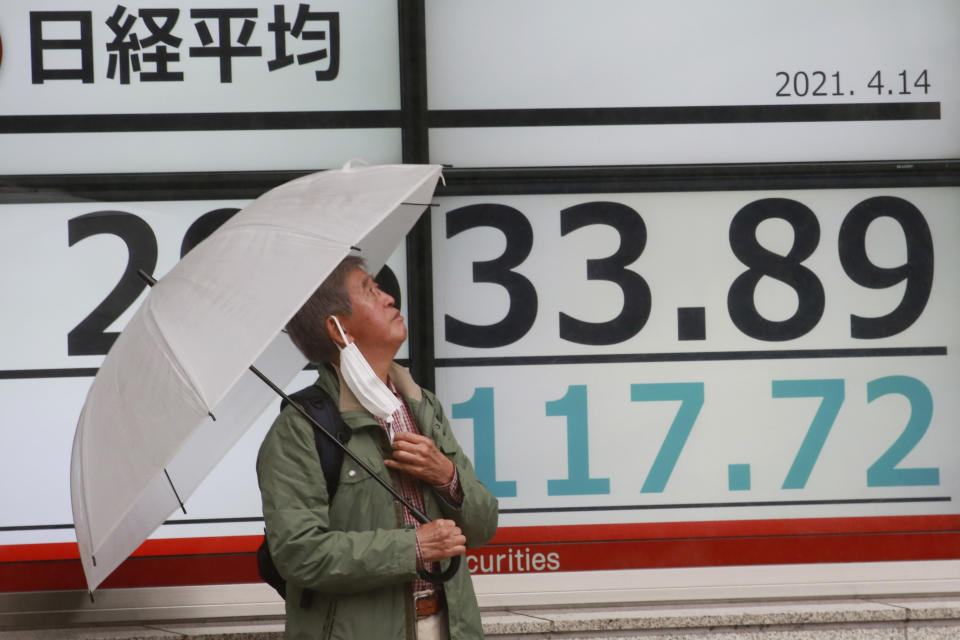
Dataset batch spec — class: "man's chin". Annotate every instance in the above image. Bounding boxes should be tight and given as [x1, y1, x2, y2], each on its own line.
[389, 318, 408, 346]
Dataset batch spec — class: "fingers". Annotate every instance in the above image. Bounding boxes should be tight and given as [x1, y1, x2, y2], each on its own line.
[391, 431, 431, 448]
[385, 439, 427, 466]
[416, 519, 466, 562]
[384, 432, 455, 485]
[384, 455, 455, 486]
[390, 433, 444, 467]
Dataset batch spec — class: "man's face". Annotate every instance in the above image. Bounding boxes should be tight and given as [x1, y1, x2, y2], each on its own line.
[338, 267, 407, 357]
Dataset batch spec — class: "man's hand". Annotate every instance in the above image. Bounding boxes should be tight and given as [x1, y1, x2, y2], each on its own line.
[384, 432, 455, 486]
[416, 519, 466, 562]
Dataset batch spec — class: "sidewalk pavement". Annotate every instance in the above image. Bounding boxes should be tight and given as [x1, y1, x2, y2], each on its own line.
[1, 595, 959, 639]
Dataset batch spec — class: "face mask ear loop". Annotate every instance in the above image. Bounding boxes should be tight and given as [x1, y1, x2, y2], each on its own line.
[330, 315, 350, 347]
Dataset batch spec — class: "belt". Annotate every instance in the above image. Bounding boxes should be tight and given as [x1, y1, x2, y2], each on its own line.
[415, 591, 443, 618]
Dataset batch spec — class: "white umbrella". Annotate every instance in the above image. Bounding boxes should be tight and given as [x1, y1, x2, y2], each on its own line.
[70, 163, 443, 592]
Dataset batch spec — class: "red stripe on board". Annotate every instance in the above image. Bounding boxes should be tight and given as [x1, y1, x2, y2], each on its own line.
[0, 535, 265, 563]
[487, 514, 960, 544]
[0, 542, 80, 563]
[2, 529, 958, 593]
[467, 531, 960, 575]
[0, 553, 260, 593]
[2, 515, 957, 562]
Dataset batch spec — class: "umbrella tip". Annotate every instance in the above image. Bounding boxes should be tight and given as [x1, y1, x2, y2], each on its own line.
[88, 590, 95, 604]
[137, 269, 158, 287]
[164, 469, 188, 514]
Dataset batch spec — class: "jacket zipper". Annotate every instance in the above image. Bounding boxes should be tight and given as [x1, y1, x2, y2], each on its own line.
[320, 599, 337, 639]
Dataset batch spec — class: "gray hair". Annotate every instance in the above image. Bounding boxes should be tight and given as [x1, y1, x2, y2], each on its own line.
[286, 255, 366, 363]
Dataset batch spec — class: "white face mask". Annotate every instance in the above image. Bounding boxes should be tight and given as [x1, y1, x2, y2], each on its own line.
[330, 316, 403, 424]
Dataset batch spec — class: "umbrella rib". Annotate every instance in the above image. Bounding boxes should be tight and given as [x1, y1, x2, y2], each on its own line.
[164, 468, 187, 514]
[137, 270, 217, 422]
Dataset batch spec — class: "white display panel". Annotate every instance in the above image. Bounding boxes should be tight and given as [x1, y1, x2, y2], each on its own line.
[0, 0, 402, 173]
[426, 0, 960, 166]
[0, 199, 408, 547]
[432, 188, 959, 529]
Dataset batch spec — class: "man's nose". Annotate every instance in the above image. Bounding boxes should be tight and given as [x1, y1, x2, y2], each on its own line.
[380, 288, 395, 306]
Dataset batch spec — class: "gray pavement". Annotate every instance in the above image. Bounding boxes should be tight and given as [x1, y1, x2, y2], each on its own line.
[2, 595, 959, 639]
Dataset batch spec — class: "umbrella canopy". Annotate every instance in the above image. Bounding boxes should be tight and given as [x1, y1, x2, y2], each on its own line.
[71, 163, 443, 592]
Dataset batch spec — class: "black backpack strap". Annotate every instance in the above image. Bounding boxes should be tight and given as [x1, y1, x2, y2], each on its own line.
[282, 383, 352, 500]
[278, 381, 352, 609]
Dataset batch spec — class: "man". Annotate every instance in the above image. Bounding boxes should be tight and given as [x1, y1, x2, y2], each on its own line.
[257, 255, 499, 639]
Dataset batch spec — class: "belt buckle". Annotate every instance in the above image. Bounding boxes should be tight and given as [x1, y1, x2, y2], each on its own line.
[415, 591, 440, 618]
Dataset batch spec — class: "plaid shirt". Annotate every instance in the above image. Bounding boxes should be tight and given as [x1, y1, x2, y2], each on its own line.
[377, 378, 462, 595]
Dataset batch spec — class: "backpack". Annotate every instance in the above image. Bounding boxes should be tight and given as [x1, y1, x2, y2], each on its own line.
[256, 383, 351, 607]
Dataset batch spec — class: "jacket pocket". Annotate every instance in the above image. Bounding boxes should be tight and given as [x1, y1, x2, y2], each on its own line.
[328, 455, 398, 530]
[432, 425, 461, 460]
[437, 439, 459, 456]
[335, 453, 392, 494]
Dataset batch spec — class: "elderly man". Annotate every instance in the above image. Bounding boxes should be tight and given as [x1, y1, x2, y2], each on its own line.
[257, 255, 499, 639]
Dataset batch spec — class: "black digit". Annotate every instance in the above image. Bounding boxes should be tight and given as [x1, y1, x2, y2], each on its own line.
[727, 199, 824, 341]
[180, 208, 239, 257]
[838, 196, 933, 339]
[898, 70, 910, 95]
[793, 71, 809, 96]
[812, 71, 827, 96]
[831, 71, 843, 96]
[68, 211, 158, 355]
[444, 204, 537, 348]
[776, 71, 790, 96]
[375, 264, 401, 310]
[559, 202, 650, 345]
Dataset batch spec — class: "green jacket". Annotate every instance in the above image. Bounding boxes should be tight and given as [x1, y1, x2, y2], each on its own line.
[257, 363, 499, 639]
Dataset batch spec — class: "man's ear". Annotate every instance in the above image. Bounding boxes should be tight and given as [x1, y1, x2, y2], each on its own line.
[325, 315, 351, 348]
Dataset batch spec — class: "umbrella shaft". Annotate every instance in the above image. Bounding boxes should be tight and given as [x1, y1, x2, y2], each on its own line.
[248, 364, 431, 524]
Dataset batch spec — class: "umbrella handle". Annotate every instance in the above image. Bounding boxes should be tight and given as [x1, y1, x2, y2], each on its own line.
[418, 556, 460, 584]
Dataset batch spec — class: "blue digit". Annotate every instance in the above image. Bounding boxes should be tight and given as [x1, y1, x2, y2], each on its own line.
[773, 379, 844, 490]
[867, 376, 939, 487]
[451, 387, 517, 497]
[728, 464, 751, 491]
[546, 385, 610, 496]
[631, 383, 704, 493]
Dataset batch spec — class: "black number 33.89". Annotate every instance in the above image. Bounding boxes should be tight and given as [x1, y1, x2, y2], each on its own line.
[444, 195, 934, 349]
